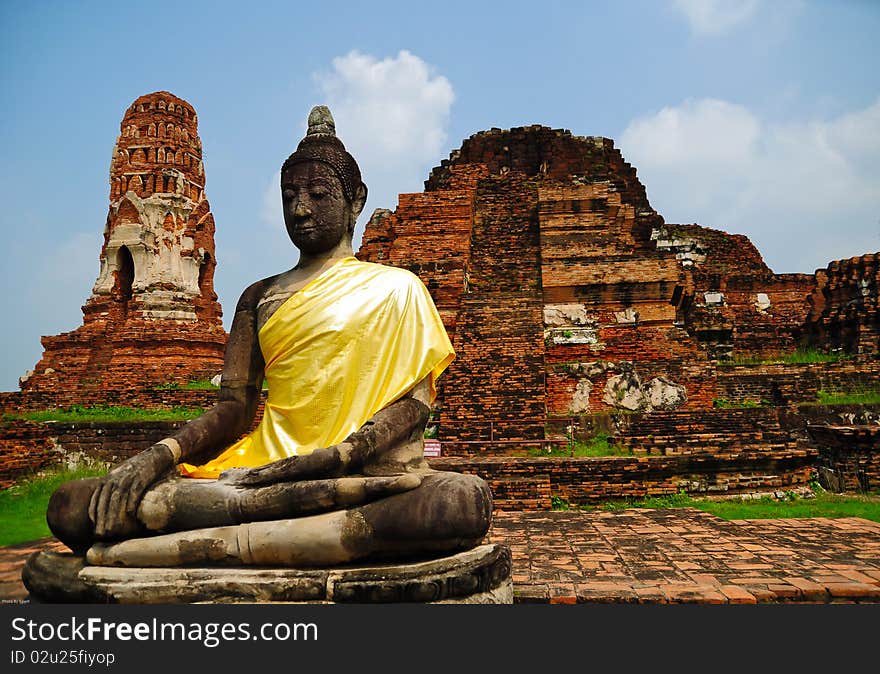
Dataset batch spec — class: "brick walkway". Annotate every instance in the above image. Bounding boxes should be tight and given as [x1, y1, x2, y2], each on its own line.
[488, 509, 880, 603]
[3, 509, 880, 604]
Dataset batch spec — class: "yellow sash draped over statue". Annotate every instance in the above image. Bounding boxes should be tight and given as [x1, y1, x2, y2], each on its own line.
[179, 257, 455, 479]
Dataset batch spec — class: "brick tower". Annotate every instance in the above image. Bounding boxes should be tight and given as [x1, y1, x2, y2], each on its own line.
[22, 92, 226, 402]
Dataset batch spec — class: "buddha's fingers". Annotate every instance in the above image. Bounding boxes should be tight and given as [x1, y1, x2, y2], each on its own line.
[237, 473, 423, 521]
[219, 445, 348, 486]
[334, 474, 423, 507]
[90, 482, 113, 535]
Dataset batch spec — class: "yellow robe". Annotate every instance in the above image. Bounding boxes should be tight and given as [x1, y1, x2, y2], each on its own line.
[180, 257, 455, 479]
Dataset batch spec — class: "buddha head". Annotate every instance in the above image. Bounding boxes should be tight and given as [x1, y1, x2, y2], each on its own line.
[281, 106, 368, 254]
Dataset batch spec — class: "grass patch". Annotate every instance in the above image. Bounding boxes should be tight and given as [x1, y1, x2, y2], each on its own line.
[0, 465, 108, 547]
[155, 379, 219, 391]
[712, 398, 769, 409]
[816, 389, 880, 405]
[694, 491, 880, 521]
[5, 405, 205, 423]
[601, 491, 695, 511]
[718, 349, 849, 367]
[528, 433, 632, 457]
[551, 485, 880, 522]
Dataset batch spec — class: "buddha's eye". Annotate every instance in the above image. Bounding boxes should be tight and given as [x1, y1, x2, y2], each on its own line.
[311, 189, 328, 200]
[282, 188, 296, 200]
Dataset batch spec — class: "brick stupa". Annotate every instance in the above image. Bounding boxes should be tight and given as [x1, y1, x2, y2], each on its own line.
[358, 126, 880, 443]
[22, 92, 226, 401]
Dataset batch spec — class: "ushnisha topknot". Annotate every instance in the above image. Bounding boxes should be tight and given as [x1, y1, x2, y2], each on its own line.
[281, 105, 363, 202]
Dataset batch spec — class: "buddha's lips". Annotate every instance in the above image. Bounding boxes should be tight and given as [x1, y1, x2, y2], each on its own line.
[293, 220, 317, 233]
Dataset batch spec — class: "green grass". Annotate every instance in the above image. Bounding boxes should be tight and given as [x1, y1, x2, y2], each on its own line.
[718, 349, 849, 367]
[693, 491, 880, 521]
[528, 432, 632, 457]
[712, 398, 769, 409]
[4, 405, 205, 423]
[600, 491, 695, 511]
[551, 485, 880, 522]
[816, 389, 880, 405]
[0, 465, 108, 547]
[155, 379, 219, 391]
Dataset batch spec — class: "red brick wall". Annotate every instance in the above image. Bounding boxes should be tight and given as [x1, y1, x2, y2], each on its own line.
[716, 361, 880, 406]
[438, 173, 547, 441]
[662, 224, 818, 359]
[815, 444, 880, 493]
[0, 422, 58, 489]
[430, 453, 815, 508]
[45, 420, 186, 465]
[807, 253, 880, 356]
[4, 387, 218, 413]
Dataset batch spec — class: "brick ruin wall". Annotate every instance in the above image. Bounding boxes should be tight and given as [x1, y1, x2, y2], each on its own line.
[2, 399, 873, 502]
[716, 361, 880, 406]
[815, 442, 880, 493]
[0, 387, 270, 486]
[431, 453, 815, 510]
[0, 414, 819, 503]
[0, 420, 185, 489]
[796, 404, 880, 493]
[45, 420, 187, 465]
[1, 387, 218, 415]
[806, 253, 880, 356]
[360, 125, 880, 443]
[0, 422, 58, 489]
[437, 173, 547, 440]
[0, 408, 271, 486]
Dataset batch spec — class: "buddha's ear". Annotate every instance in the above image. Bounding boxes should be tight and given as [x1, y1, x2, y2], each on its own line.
[351, 183, 368, 225]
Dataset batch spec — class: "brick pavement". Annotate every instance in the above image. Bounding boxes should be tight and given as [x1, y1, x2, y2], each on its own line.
[2, 509, 879, 604]
[487, 508, 880, 603]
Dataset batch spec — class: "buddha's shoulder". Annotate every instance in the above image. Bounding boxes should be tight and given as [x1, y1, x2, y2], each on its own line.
[234, 275, 281, 312]
[351, 260, 426, 293]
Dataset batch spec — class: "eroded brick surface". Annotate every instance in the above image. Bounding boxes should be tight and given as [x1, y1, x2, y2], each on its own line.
[431, 451, 815, 509]
[807, 254, 880, 357]
[0, 422, 57, 489]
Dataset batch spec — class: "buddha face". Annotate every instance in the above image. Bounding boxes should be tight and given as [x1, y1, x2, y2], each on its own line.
[281, 161, 353, 254]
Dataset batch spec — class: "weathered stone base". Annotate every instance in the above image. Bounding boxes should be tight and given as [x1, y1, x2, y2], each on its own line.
[22, 543, 512, 604]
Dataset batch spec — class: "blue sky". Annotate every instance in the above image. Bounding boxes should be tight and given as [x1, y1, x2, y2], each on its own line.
[1, 0, 878, 391]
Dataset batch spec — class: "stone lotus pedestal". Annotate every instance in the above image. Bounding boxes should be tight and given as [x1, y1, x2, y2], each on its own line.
[22, 543, 512, 604]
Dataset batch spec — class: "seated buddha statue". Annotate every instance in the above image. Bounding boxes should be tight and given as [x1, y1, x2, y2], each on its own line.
[46, 106, 492, 568]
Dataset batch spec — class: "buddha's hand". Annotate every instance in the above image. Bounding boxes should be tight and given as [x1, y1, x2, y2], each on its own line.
[88, 443, 175, 539]
[219, 442, 354, 486]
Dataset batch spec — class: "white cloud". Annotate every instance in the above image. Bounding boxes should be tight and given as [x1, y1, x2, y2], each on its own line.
[256, 50, 453, 270]
[673, 0, 759, 35]
[316, 50, 454, 162]
[620, 97, 880, 273]
[621, 99, 759, 213]
[311, 50, 455, 248]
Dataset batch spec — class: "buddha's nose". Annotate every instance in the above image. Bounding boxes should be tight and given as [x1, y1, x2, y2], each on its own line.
[293, 201, 311, 218]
